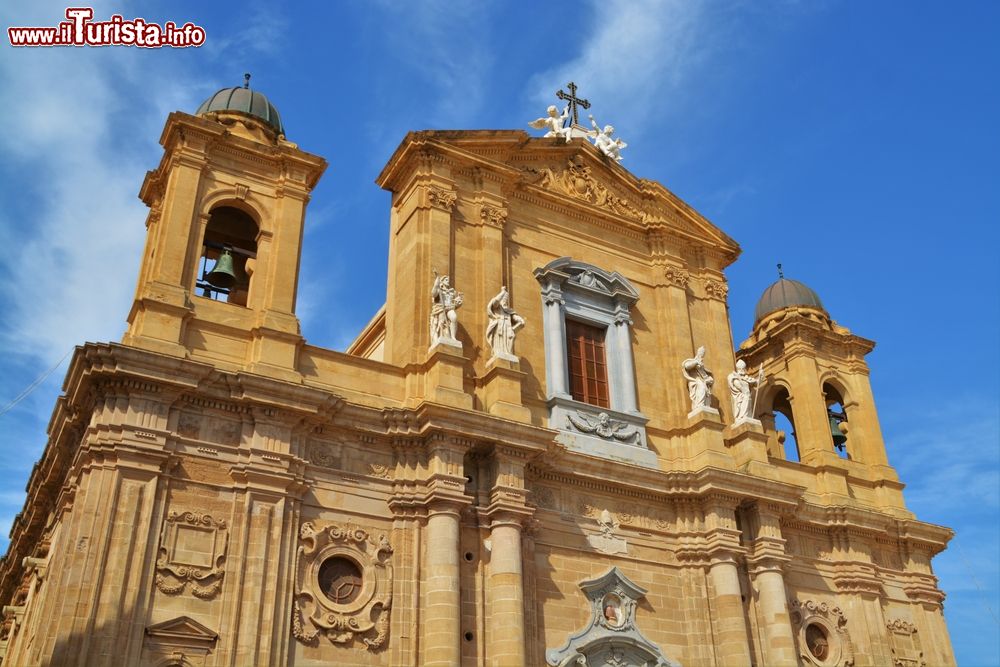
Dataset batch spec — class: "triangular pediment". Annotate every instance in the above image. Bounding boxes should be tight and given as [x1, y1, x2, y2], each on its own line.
[146, 615, 218, 642]
[377, 129, 739, 262]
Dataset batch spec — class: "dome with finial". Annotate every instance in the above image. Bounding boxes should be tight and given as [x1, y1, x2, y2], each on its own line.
[196, 73, 284, 135]
[753, 264, 827, 324]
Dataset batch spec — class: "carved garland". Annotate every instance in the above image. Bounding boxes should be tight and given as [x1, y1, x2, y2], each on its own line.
[480, 204, 508, 228]
[154, 511, 228, 599]
[704, 279, 729, 302]
[427, 187, 457, 211]
[292, 522, 393, 652]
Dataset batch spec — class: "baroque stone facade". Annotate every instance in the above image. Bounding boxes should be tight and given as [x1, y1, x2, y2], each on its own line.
[0, 85, 955, 666]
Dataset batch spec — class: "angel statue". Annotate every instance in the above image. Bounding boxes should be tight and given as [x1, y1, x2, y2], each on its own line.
[588, 114, 627, 162]
[485, 286, 525, 359]
[430, 270, 463, 345]
[681, 346, 714, 412]
[528, 104, 571, 141]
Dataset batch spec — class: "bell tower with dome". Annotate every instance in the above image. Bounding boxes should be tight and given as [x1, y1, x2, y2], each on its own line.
[123, 75, 326, 381]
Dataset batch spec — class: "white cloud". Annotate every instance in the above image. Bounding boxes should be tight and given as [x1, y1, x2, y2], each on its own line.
[529, 0, 709, 142]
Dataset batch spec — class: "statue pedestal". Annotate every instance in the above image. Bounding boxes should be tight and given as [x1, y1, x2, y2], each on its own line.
[425, 341, 471, 409]
[724, 419, 770, 472]
[687, 405, 720, 420]
[483, 356, 530, 422]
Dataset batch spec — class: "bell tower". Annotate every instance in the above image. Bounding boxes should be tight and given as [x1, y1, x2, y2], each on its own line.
[736, 272, 905, 506]
[123, 76, 326, 380]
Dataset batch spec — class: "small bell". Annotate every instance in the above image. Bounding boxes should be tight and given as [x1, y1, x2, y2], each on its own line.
[828, 415, 847, 450]
[206, 249, 237, 289]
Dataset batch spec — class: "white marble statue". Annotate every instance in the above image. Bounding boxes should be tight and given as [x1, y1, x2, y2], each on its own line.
[430, 271, 464, 345]
[528, 104, 571, 141]
[485, 286, 525, 359]
[682, 346, 715, 412]
[588, 114, 627, 162]
[727, 360, 763, 423]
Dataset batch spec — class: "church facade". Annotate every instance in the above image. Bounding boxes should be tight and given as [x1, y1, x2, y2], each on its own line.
[0, 84, 955, 666]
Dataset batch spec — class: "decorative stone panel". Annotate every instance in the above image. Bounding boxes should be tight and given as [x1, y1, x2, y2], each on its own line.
[154, 511, 228, 599]
[292, 522, 393, 651]
[886, 618, 925, 667]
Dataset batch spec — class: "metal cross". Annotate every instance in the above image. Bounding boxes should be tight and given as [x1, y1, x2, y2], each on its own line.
[556, 82, 591, 126]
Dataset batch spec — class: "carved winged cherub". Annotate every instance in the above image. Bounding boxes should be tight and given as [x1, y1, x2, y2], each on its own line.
[529, 104, 571, 141]
[587, 114, 627, 162]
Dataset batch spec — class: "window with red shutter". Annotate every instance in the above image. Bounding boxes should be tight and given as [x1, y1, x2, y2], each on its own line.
[566, 319, 610, 408]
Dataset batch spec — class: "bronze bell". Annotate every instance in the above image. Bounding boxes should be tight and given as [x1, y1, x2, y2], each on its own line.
[829, 415, 847, 449]
[206, 249, 237, 289]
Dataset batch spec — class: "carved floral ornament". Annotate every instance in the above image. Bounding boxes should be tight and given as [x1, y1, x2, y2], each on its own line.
[480, 204, 508, 228]
[427, 186, 457, 211]
[789, 599, 855, 667]
[703, 279, 729, 301]
[524, 156, 658, 224]
[293, 522, 393, 652]
[663, 266, 690, 289]
[154, 511, 228, 599]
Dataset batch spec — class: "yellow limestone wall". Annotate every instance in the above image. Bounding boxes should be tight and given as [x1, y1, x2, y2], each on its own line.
[0, 119, 954, 667]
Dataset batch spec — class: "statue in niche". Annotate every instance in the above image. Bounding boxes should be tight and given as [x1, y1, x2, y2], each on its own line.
[485, 286, 525, 359]
[682, 346, 715, 412]
[529, 104, 571, 141]
[588, 114, 627, 162]
[727, 359, 763, 422]
[430, 271, 464, 345]
[603, 594, 622, 627]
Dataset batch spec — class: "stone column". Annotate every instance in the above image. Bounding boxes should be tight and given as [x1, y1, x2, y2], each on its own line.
[610, 305, 639, 414]
[751, 560, 797, 664]
[540, 284, 570, 399]
[422, 500, 463, 666]
[708, 554, 753, 666]
[486, 515, 526, 666]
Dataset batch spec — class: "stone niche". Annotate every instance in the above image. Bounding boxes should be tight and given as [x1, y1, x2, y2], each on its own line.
[546, 567, 679, 667]
[292, 522, 393, 652]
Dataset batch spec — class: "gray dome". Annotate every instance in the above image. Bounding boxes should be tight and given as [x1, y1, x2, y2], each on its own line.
[754, 278, 826, 323]
[196, 81, 284, 135]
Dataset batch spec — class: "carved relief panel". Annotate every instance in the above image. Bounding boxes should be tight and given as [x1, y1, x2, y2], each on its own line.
[292, 522, 393, 652]
[154, 511, 228, 599]
[886, 618, 925, 667]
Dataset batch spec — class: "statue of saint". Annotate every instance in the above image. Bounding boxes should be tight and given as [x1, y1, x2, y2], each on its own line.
[528, 104, 571, 141]
[682, 346, 714, 412]
[727, 360, 762, 422]
[485, 286, 525, 359]
[587, 114, 627, 162]
[430, 271, 463, 345]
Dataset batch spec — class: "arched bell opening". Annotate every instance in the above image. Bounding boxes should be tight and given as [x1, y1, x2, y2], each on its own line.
[765, 387, 800, 462]
[196, 205, 258, 306]
[823, 382, 850, 459]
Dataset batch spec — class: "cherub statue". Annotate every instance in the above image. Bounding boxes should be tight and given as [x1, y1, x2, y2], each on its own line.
[430, 270, 463, 345]
[682, 346, 714, 412]
[588, 114, 627, 162]
[485, 286, 525, 359]
[528, 104, 571, 141]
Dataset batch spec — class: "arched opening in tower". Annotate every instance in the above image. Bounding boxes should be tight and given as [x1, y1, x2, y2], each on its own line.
[196, 205, 258, 306]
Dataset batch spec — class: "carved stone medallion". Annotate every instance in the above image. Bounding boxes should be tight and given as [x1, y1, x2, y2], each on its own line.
[293, 522, 393, 651]
[789, 599, 855, 667]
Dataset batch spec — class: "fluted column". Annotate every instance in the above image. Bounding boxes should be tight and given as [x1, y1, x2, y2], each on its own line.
[422, 500, 464, 666]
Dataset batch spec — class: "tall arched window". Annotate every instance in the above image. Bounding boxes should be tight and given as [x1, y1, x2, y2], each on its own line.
[196, 205, 258, 306]
[768, 387, 800, 462]
[823, 382, 850, 459]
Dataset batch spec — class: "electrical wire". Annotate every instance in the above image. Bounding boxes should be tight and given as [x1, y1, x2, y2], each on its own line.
[0, 349, 73, 419]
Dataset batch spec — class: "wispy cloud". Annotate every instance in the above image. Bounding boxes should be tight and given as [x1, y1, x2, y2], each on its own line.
[529, 0, 710, 142]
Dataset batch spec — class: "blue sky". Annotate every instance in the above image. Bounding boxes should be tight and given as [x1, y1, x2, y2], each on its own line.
[1, 0, 997, 663]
